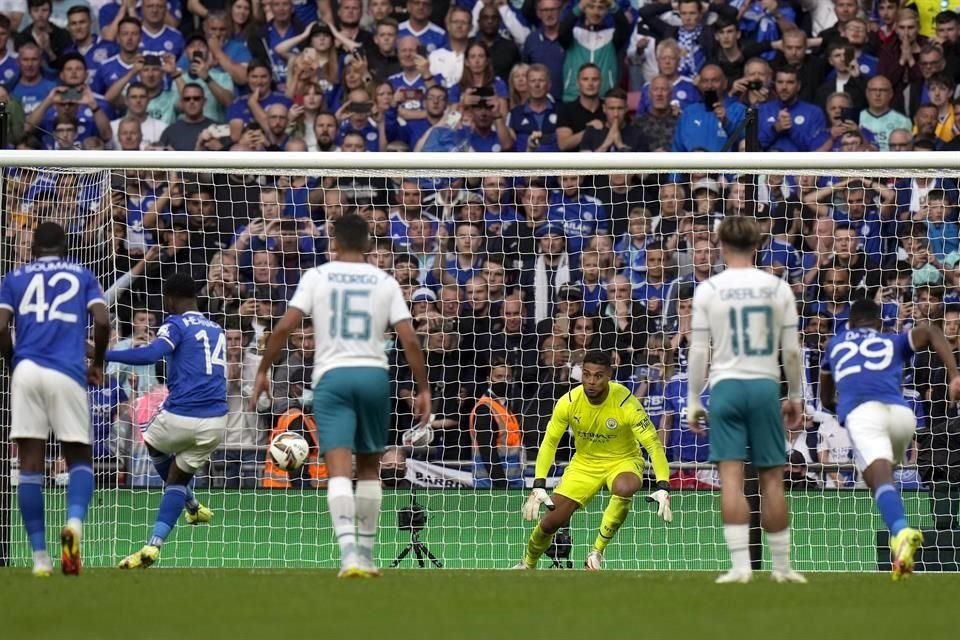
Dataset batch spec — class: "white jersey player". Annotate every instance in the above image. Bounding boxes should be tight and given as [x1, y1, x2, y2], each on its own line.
[253, 213, 430, 578]
[686, 215, 806, 585]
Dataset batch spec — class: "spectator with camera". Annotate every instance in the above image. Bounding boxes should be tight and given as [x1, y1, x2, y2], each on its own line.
[672, 64, 745, 152]
[174, 33, 235, 123]
[24, 54, 112, 148]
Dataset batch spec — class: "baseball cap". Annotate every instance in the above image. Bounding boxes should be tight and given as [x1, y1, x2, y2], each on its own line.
[411, 287, 437, 303]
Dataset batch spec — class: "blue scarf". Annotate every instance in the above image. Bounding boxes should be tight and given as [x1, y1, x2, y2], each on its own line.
[677, 25, 704, 77]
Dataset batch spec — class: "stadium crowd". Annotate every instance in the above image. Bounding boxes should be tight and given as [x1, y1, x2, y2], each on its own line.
[2, 0, 960, 519]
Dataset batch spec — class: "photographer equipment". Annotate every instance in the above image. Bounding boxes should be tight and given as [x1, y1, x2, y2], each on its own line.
[546, 528, 573, 568]
[391, 487, 442, 568]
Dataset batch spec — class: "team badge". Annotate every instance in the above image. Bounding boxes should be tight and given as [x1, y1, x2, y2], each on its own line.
[605, 418, 618, 430]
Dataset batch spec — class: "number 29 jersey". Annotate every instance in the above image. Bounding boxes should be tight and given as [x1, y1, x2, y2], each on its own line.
[821, 327, 914, 423]
[0, 257, 105, 387]
[289, 261, 411, 384]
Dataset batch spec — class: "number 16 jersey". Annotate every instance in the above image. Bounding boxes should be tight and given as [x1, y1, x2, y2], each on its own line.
[289, 261, 411, 384]
[821, 327, 914, 423]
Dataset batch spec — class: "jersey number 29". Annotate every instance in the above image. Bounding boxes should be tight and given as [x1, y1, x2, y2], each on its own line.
[195, 329, 226, 375]
[830, 337, 894, 382]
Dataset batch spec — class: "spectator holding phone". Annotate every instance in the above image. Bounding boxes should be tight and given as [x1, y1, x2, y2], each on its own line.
[507, 64, 558, 153]
[173, 33, 235, 123]
[464, 91, 515, 152]
[449, 41, 508, 112]
[672, 64, 745, 153]
[815, 41, 867, 111]
[25, 53, 113, 147]
[335, 87, 381, 151]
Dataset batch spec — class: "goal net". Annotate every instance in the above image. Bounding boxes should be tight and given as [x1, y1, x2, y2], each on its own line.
[1, 150, 958, 571]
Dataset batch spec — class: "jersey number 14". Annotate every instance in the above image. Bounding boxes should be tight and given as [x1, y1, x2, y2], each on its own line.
[195, 329, 226, 375]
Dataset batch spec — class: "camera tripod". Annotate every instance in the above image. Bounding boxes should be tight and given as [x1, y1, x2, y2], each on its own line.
[390, 488, 443, 568]
[391, 529, 443, 568]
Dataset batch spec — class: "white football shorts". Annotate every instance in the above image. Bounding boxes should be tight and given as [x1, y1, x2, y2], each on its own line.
[11, 359, 90, 444]
[144, 410, 227, 473]
[845, 401, 917, 471]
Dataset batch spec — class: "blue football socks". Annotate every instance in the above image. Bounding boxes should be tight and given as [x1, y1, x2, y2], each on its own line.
[875, 484, 909, 536]
[18, 472, 46, 552]
[148, 484, 189, 548]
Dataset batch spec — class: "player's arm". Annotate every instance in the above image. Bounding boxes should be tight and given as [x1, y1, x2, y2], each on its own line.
[686, 285, 710, 423]
[632, 412, 670, 486]
[0, 307, 12, 362]
[250, 306, 304, 410]
[819, 369, 837, 413]
[779, 284, 805, 427]
[104, 334, 175, 364]
[522, 394, 571, 520]
[911, 324, 960, 399]
[88, 301, 111, 386]
[394, 318, 431, 426]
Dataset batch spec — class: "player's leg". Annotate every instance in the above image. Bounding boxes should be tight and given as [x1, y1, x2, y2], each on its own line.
[747, 380, 804, 583]
[15, 438, 50, 576]
[59, 442, 93, 576]
[11, 361, 56, 576]
[588, 462, 644, 569]
[518, 493, 579, 569]
[353, 368, 392, 575]
[314, 369, 362, 576]
[708, 380, 753, 583]
[849, 403, 922, 580]
[143, 415, 207, 524]
[51, 375, 95, 576]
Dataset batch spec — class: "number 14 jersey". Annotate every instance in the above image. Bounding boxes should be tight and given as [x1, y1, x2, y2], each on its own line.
[289, 261, 411, 384]
[157, 311, 228, 418]
[691, 267, 799, 386]
[821, 328, 914, 423]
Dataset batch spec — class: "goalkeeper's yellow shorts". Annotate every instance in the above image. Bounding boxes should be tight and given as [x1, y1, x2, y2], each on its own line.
[553, 456, 645, 507]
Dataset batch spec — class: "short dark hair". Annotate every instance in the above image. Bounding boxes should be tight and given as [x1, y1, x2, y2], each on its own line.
[718, 215, 761, 252]
[0, 14, 10, 30]
[28, 0, 51, 10]
[774, 65, 801, 82]
[582, 350, 612, 368]
[848, 297, 881, 327]
[604, 87, 628, 102]
[578, 62, 601, 76]
[67, 5, 91, 17]
[333, 213, 370, 251]
[164, 272, 198, 299]
[117, 16, 142, 31]
[714, 16, 738, 31]
[935, 10, 959, 26]
[33, 221, 67, 254]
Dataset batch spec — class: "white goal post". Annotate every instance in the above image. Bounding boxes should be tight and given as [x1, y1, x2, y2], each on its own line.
[1, 150, 960, 571]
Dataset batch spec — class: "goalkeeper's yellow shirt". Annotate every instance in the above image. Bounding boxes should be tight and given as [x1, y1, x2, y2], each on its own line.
[534, 383, 670, 482]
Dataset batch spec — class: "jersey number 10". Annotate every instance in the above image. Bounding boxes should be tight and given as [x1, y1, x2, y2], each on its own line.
[728, 306, 774, 356]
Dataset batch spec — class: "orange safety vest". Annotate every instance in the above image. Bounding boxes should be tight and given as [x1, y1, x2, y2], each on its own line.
[261, 409, 328, 489]
[468, 395, 522, 450]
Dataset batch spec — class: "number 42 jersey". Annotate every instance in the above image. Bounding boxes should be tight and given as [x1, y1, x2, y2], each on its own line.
[821, 327, 915, 423]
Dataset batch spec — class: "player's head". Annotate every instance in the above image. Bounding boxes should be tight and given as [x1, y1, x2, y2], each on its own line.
[717, 215, 761, 258]
[848, 297, 882, 330]
[581, 350, 613, 401]
[32, 221, 67, 258]
[162, 272, 198, 313]
[332, 213, 370, 256]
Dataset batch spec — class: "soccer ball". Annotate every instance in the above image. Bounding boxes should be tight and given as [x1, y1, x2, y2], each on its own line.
[269, 432, 309, 471]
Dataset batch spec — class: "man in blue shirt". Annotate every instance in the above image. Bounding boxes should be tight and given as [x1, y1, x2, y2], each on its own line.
[65, 6, 118, 83]
[399, 0, 449, 53]
[0, 222, 110, 577]
[91, 16, 142, 98]
[11, 42, 55, 115]
[672, 64, 746, 152]
[522, 0, 564, 102]
[821, 298, 960, 580]
[507, 64, 558, 152]
[107, 273, 227, 570]
[25, 53, 114, 147]
[758, 66, 829, 152]
[0, 15, 20, 90]
[260, 0, 302, 89]
[139, 0, 184, 59]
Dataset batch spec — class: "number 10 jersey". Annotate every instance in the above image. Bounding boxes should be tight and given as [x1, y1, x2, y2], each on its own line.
[691, 267, 800, 386]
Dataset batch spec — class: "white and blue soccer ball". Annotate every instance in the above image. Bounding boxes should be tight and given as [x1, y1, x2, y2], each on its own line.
[269, 432, 309, 471]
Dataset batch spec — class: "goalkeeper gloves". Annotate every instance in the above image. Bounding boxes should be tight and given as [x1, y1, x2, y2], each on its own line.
[646, 481, 673, 523]
[522, 479, 555, 521]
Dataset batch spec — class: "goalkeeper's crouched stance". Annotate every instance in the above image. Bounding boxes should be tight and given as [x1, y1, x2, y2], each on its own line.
[515, 351, 672, 570]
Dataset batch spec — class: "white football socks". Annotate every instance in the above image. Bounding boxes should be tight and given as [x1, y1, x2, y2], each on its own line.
[767, 527, 792, 573]
[327, 476, 356, 561]
[724, 523, 751, 573]
[355, 480, 383, 559]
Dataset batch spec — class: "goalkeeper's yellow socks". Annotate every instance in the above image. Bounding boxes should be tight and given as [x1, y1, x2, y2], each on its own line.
[524, 524, 554, 568]
[593, 495, 632, 553]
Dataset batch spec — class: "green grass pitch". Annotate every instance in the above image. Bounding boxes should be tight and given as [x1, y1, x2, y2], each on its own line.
[2, 570, 956, 640]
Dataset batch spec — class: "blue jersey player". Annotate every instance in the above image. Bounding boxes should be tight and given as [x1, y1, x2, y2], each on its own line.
[105, 273, 228, 569]
[820, 298, 960, 581]
[0, 222, 110, 577]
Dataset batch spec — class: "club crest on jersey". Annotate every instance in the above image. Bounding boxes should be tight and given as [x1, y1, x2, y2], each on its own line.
[605, 418, 618, 430]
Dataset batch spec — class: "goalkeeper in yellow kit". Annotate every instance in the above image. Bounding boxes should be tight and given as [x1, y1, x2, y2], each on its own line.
[515, 351, 673, 570]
